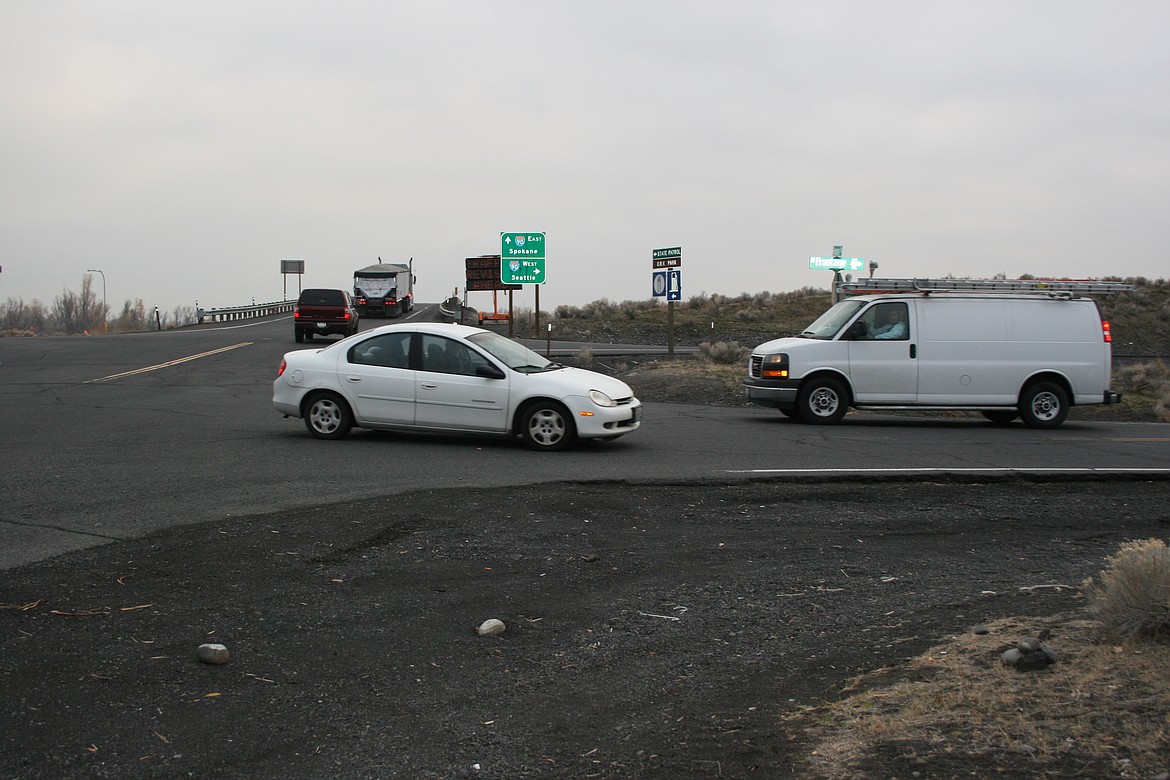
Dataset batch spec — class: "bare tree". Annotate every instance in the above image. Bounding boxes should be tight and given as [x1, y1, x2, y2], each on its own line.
[112, 299, 149, 332]
[1, 297, 49, 333]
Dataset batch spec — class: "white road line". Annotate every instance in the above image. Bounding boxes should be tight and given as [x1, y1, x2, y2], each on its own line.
[726, 467, 1170, 474]
[87, 342, 253, 383]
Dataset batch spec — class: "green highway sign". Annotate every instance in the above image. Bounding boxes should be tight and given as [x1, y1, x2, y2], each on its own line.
[501, 232, 546, 284]
[809, 256, 866, 272]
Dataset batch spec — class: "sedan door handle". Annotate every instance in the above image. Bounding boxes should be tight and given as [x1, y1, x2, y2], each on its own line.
[346, 376, 362, 383]
[421, 383, 437, 389]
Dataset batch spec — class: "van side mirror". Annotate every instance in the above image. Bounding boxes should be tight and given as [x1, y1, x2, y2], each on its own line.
[845, 320, 868, 340]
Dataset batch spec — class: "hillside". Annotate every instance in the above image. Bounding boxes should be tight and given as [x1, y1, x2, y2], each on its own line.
[541, 279, 1170, 356]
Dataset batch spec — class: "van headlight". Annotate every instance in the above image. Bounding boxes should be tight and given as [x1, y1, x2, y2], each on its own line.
[762, 354, 789, 379]
[588, 389, 617, 407]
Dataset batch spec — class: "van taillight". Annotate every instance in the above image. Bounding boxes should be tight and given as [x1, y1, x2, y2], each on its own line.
[1102, 320, 1112, 343]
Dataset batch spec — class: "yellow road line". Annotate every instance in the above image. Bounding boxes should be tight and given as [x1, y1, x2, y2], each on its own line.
[88, 342, 253, 383]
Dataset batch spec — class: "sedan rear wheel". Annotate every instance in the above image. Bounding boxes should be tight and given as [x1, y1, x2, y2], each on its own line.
[304, 392, 353, 439]
[520, 401, 575, 451]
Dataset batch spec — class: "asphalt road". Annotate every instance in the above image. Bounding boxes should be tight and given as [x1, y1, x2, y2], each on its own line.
[2, 305, 1169, 570]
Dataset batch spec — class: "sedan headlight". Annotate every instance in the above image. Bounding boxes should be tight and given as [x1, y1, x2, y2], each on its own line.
[588, 389, 617, 407]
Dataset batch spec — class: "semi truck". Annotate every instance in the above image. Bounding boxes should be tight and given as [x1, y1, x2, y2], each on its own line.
[353, 259, 415, 317]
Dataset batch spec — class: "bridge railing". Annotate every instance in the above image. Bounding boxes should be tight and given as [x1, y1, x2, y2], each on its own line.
[197, 300, 296, 323]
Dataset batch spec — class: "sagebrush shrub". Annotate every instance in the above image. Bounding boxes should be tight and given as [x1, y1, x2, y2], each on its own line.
[1082, 538, 1170, 641]
[698, 341, 748, 365]
[1156, 393, 1170, 423]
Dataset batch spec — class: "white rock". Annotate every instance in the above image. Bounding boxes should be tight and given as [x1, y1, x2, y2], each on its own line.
[197, 643, 230, 664]
[477, 619, 506, 636]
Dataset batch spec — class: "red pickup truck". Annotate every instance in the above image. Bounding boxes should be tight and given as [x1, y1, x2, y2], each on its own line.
[293, 288, 360, 342]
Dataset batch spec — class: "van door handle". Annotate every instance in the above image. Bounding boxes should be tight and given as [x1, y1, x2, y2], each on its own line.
[910, 344, 917, 359]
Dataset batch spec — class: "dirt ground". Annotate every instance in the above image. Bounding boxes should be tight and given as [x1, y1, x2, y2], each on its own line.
[3, 476, 1169, 779]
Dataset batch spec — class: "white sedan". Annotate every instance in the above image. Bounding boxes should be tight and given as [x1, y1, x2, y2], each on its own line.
[273, 323, 642, 451]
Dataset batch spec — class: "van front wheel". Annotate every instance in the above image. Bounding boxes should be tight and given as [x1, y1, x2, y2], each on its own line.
[1019, 382, 1068, 429]
[795, 377, 848, 424]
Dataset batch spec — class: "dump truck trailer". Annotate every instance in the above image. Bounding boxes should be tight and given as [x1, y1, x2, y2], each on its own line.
[353, 260, 414, 317]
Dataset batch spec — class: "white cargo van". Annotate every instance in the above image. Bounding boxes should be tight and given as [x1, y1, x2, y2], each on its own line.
[742, 278, 1130, 428]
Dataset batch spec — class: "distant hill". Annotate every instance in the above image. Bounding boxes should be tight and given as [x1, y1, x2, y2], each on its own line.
[545, 278, 1170, 357]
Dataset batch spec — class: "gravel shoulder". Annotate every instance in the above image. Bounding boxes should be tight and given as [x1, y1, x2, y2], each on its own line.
[3, 477, 1169, 779]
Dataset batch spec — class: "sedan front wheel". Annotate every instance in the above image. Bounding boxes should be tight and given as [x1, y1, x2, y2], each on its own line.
[520, 401, 575, 451]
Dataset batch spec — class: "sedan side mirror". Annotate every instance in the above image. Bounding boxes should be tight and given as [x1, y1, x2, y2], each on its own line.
[475, 364, 506, 380]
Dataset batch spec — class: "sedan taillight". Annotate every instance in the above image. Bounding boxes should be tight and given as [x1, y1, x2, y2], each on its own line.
[277, 359, 287, 378]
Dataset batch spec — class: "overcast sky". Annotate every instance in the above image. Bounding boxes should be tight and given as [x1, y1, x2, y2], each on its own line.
[2, 1, 1168, 315]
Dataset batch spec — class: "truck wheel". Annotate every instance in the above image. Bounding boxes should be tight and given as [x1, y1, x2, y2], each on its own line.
[1019, 382, 1068, 429]
[519, 401, 575, 451]
[795, 377, 848, 424]
[303, 392, 353, 439]
[294, 330, 304, 343]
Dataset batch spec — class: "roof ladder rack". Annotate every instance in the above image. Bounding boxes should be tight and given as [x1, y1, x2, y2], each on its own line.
[838, 277, 1134, 295]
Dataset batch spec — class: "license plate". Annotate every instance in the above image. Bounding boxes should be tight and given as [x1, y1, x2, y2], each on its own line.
[316, 323, 327, 329]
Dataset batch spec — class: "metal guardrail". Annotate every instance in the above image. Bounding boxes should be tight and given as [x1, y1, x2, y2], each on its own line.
[197, 300, 296, 324]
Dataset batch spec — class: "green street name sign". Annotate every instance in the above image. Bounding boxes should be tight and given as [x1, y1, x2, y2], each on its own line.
[501, 232, 546, 284]
[652, 246, 682, 269]
[809, 256, 865, 272]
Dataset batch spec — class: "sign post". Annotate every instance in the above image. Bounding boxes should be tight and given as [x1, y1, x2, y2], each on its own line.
[652, 247, 682, 358]
[280, 258, 305, 300]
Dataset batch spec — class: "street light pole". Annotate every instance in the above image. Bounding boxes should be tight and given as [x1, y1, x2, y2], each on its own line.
[86, 269, 106, 328]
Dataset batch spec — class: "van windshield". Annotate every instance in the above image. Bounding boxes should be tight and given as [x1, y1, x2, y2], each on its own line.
[797, 300, 865, 339]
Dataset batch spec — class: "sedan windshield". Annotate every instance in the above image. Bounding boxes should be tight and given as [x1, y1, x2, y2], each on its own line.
[798, 300, 865, 339]
[468, 331, 559, 373]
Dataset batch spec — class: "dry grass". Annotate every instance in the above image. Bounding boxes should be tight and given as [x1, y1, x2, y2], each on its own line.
[786, 613, 1170, 778]
[788, 541, 1170, 777]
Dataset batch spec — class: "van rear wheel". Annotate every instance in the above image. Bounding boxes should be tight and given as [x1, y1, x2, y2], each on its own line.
[795, 377, 848, 424]
[1019, 382, 1068, 429]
